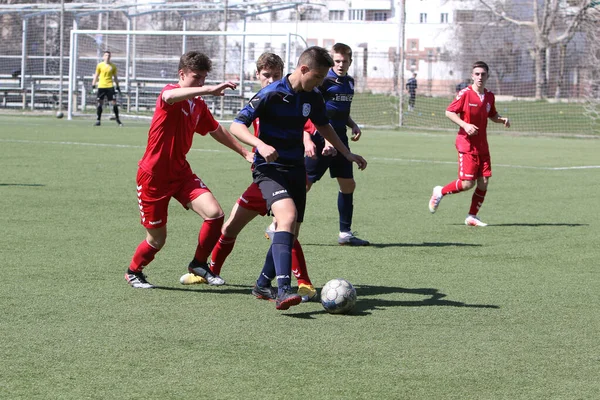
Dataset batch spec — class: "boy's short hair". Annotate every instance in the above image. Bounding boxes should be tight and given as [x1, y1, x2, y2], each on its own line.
[297, 46, 334, 70]
[179, 51, 212, 72]
[472, 61, 489, 73]
[331, 43, 353, 60]
[256, 52, 284, 73]
[103, 51, 111, 55]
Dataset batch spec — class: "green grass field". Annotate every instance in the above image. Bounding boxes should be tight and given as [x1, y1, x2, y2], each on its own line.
[1, 115, 599, 399]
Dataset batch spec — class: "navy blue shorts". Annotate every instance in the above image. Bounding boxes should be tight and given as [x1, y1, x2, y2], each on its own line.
[305, 132, 353, 183]
[252, 163, 306, 223]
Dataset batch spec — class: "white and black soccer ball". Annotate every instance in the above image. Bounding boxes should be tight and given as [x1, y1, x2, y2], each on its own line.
[56, 111, 64, 119]
[320, 278, 357, 314]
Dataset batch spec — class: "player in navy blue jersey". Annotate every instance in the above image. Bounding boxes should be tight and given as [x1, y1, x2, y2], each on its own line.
[229, 46, 367, 311]
[291, 43, 370, 246]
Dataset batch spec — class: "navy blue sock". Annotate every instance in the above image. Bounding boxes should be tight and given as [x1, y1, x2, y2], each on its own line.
[338, 191, 354, 232]
[256, 246, 275, 288]
[271, 231, 294, 296]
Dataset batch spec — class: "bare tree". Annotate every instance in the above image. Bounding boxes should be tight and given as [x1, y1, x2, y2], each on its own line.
[479, 0, 595, 99]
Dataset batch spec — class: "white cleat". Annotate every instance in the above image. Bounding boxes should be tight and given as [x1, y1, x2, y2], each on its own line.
[428, 186, 443, 213]
[465, 214, 488, 227]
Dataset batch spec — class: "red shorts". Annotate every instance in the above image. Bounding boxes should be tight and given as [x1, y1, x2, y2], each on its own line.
[136, 168, 212, 229]
[458, 152, 492, 180]
[236, 182, 268, 216]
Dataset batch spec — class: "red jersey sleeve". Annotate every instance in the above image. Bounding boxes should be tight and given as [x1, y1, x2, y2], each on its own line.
[303, 119, 317, 135]
[194, 98, 219, 136]
[487, 92, 498, 119]
[447, 88, 467, 114]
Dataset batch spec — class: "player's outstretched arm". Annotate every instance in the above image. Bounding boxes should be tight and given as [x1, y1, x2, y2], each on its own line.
[162, 82, 237, 104]
[209, 124, 253, 162]
[316, 123, 367, 170]
[230, 122, 278, 163]
[490, 113, 510, 128]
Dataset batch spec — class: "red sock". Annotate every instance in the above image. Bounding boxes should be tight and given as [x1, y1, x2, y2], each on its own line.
[129, 240, 159, 272]
[292, 239, 312, 286]
[441, 179, 464, 195]
[209, 234, 236, 275]
[194, 215, 224, 264]
[469, 188, 486, 215]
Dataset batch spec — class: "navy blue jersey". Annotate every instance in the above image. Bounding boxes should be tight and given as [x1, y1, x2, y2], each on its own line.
[234, 74, 329, 166]
[319, 69, 354, 134]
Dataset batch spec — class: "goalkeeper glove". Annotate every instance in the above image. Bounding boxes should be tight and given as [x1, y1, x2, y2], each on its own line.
[116, 85, 121, 94]
[90, 85, 97, 95]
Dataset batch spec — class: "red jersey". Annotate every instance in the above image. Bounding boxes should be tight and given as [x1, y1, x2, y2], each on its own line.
[446, 85, 497, 155]
[138, 84, 219, 180]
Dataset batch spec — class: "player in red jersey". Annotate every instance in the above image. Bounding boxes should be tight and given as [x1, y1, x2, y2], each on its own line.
[428, 61, 510, 226]
[179, 52, 321, 302]
[125, 51, 253, 289]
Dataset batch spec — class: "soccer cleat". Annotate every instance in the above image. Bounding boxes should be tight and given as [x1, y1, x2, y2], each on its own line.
[116, 119, 123, 127]
[94, 120, 101, 126]
[252, 284, 277, 301]
[298, 283, 319, 303]
[275, 290, 302, 310]
[125, 271, 154, 289]
[338, 232, 370, 246]
[465, 214, 488, 227]
[264, 222, 275, 241]
[179, 273, 207, 285]
[429, 186, 443, 213]
[188, 260, 225, 286]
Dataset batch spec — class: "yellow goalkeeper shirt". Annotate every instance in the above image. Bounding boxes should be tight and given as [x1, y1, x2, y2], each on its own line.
[95, 62, 118, 88]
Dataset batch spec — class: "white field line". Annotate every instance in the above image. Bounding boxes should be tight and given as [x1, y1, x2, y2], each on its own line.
[1, 138, 599, 170]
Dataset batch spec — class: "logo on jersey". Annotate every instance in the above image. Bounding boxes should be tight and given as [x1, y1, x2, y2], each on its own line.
[302, 103, 311, 117]
[349, 80, 354, 90]
[334, 94, 353, 102]
[469, 103, 478, 107]
[486, 103, 491, 113]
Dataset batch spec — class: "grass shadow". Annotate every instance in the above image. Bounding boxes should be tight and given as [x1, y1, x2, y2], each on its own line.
[285, 284, 499, 319]
[305, 242, 482, 248]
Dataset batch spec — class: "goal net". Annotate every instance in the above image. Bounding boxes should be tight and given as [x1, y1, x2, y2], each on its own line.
[67, 29, 307, 120]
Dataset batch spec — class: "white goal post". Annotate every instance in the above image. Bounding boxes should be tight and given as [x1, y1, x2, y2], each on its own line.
[67, 29, 308, 120]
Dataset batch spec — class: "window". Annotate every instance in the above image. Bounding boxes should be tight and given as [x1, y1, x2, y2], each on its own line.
[323, 39, 335, 49]
[349, 9, 365, 21]
[420, 13, 427, 23]
[329, 10, 344, 20]
[307, 38, 318, 47]
[440, 13, 448, 23]
[372, 11, 388, 21]
[409, 40, 418, 51]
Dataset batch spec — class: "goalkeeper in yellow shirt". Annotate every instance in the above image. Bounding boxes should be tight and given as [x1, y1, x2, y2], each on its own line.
[91, 50, 122, 126]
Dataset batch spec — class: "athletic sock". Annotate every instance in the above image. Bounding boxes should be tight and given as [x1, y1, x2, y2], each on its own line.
[209, 234, 236, 275]
[113, 104, 120, 120]
[469, 188, 487, 216]
[96, 104, 103, 120]
[441, 179, 464, 195]
[129, 240, 159, 272]
[271, 231, 294, 296]
[193, 215, 224, 264]
[291, 239, 311, 286]
[338, 191, 354, 233]
[257, 246, 275, 288]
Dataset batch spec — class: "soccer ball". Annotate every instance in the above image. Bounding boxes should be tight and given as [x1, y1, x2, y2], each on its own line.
[56, 111, 64, 119]
[320, 278, 357, 314]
